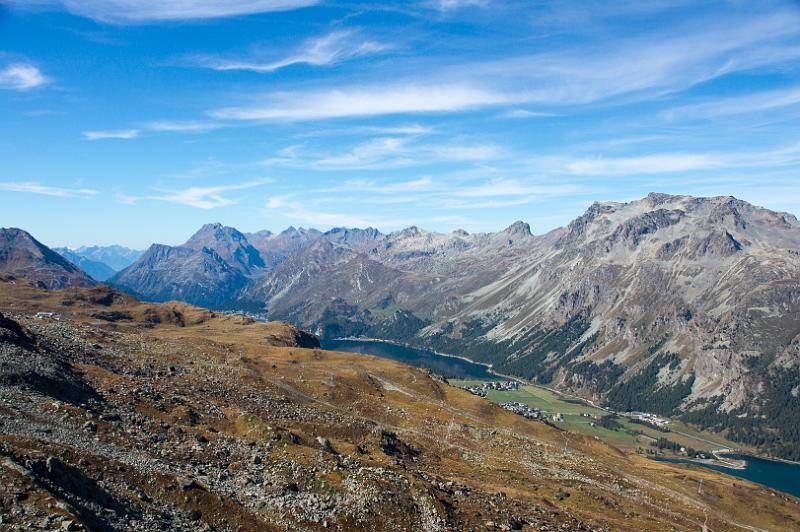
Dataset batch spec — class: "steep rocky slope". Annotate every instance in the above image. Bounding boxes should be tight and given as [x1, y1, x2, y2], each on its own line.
[111, 244, 249, 309]
[183, 223, 265, 275]
[1, 280, 798, 531]
[0, 228, 96, 289]
[245, 227, 323, 270]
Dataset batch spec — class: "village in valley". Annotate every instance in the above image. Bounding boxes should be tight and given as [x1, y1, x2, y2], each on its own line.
[455, 378, 736, 460]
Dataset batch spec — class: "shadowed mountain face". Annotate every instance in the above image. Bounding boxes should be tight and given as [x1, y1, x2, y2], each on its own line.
[0, 228, 96, 289]
[110, 244, 249, 309]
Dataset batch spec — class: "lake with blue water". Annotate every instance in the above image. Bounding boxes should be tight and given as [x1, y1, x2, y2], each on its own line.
[320, 338, 499, 380]
[655, 453, 800, 498]
[324, 338, 799, 498]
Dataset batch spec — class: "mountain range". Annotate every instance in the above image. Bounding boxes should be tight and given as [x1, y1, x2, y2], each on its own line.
[2, 192, 800, 459]
[53, 245, 142, 281]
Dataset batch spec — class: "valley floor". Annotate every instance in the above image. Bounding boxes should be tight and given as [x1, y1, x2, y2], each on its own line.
[451, 379, 743, 457]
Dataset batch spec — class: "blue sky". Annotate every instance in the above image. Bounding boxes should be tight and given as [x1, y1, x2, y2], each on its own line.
[1, 0, 799, 248]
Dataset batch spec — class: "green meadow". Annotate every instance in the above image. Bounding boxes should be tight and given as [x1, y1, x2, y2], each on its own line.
[451, 379, 742, 453]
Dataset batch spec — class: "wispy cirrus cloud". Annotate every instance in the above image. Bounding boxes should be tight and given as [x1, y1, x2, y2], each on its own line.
[146, 120, 224, 133]
[211, 83, 511, 121]
[194, 29, 391, 73]
[265, 194, 381, 227]
[205, 10, 800, 126]
[313, 175, 588, 212]
[316, 176, 436, 195]
[0, 63, 49, 91]
[497, 109, 554, 119]
[661, 86, 800, 121]
[451, 9, 800, 107]
[82, 121, 223, 140]
[14, 0, 318, 23]
[148, 179, 273, 209]
[429, 0, 489, 11]
[266, 135, 503, 170]
[0, 182, 96, 198]
[452, 178, 582, 198]
[83, 129, 140, 140]
[566, 153, 726, 176]
[559, 143, 800, 176]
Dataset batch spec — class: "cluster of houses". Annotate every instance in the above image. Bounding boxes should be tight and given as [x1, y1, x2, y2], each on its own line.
[463, 381, 569, 422]
[625, 411, 670, 428]
[500, 401, 542, 419]
[461, 380, 520, 397]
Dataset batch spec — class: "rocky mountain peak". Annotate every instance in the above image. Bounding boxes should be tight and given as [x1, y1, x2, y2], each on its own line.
[646, 192, 684, 207]
[324, 227, 384, 247]
[504, 221, 532, 236]
[396, 226, 423, 238]
[185, 223, 247, 246]
[0, 228, 96, 289]
[183, 223, 264, 274]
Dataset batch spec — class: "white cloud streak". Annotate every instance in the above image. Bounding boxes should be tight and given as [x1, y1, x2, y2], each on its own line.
[267, 135, 503, 170]
[146, 120, 223, 133]
[196, 30, 390, 73]
[148, 179, 272, 209]
[0, 63, 49, 91]
[562, 143, 800, 176]
[206, 11, 800, 124]
[662, 86, 800, 121]
[83, 129, 140, 140]
[29, 0, 318, 23]
[451, 10, 800, 106]
[566, 153, 726, 176]
[497, 109, 555, 119]
[0, 182, 96, 198]
[452, 179, 582, 198]
[430, 0, 488, 11]
[211, 84, 511, 121]
[265, 194, 380, 227]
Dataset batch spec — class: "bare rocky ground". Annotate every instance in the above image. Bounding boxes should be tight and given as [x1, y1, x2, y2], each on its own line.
[1, 282, 799, 531]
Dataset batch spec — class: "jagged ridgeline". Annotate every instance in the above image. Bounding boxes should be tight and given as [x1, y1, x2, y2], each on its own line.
[3, 192, 800, 459]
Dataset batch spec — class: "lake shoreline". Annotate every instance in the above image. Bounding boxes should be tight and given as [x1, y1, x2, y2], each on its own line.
[328, 336, 800, 472]
[331, 336, 526, 383]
